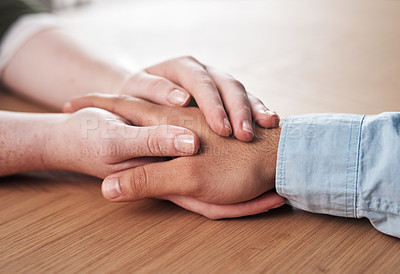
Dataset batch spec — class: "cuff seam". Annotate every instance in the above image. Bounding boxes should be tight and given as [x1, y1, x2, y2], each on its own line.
[344, 115, 364, 218]
[276, 118, 289, 198]
[353, 115, 365, 218]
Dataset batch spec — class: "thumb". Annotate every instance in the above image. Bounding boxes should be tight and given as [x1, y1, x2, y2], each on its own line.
[119, 124, 200, 158]
[101, 158, 195, 201]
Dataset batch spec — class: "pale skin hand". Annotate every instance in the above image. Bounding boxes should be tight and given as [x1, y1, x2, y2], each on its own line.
[66, 94, 286, 219]
[0, 108, 199, 178]
[119, 56, 281, 141]
[2, 28, 279, 142]
[46, 107, 201, 178]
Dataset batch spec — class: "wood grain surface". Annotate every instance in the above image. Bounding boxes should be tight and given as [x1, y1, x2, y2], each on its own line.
[1, 0, 400, 273]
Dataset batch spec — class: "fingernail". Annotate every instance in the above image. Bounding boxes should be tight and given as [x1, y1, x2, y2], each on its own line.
[242, 120, 253, 135]
[272, 114, 280, 126]
[174, 134, 195, 153]
[102, 177, 121, 199]
[223, 118, 232, 133]
[259, 109, 280, 127]
[271, 202, 286, 209]
[167, 89, 190, 106]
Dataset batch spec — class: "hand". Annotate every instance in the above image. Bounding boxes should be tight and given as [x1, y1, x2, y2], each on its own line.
[63, 56, 280, 142]
[66, 94, 286, 218]
[45, 106, 199, 178]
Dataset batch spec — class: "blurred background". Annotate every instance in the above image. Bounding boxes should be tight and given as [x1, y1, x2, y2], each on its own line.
[38, 0, 400, 117]
[38, 0, 90, 10]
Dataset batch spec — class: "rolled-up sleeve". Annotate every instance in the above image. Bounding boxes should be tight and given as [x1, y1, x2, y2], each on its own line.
[276, 112, 400, 238]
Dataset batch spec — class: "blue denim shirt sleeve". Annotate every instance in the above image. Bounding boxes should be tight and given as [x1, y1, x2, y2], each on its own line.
[276, 112, 400, 238]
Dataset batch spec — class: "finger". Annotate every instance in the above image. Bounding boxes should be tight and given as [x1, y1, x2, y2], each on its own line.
[163, 192, 286, 219]
[66, 93, 198, 130]
[146, 56, 232, 137]
[111, 157, 167, 174]
[206, 67, 254, 142]
[247, 93, 280, 128]
[122, 71, 191, 106]
[66, 93, 162, 126]
[101, 158, 194, 201]
[114, 124, 199, 160]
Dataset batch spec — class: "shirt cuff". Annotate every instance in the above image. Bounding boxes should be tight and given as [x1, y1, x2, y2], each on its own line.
[276, 113, 365, 218]
[0, 13, 60, 76]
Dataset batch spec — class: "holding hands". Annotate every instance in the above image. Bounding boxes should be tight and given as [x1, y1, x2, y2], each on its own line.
[3, 50, 284, 218]
[64, 94, 285, 219]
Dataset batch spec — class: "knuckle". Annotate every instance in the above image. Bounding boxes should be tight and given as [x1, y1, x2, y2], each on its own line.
[180, 55, 197, 63]
[176, 55, 205, 69]
[242, 106, 252, 117]
[197, 76, 217, 91]
[146, 132, 164, 156]
[117, 94, 132, 101]
[128, 166, 149, 198]
[228, 78, 245, 90]
[247, 92, 259, 102]
[148, 78, 168, 92]
[249, 98, 264, 109]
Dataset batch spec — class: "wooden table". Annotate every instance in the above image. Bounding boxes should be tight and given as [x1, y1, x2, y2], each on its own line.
[1, 0, 400, 272]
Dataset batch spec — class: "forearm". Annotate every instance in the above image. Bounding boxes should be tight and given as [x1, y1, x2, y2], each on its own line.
[0, 110, 65, 176]
[1, 28, 130, 110]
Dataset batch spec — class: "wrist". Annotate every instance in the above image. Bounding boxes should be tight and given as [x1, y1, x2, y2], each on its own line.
[256, 125, 281, 188]
[0, 112, 69, 176]
[42, 113, 71, 171]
